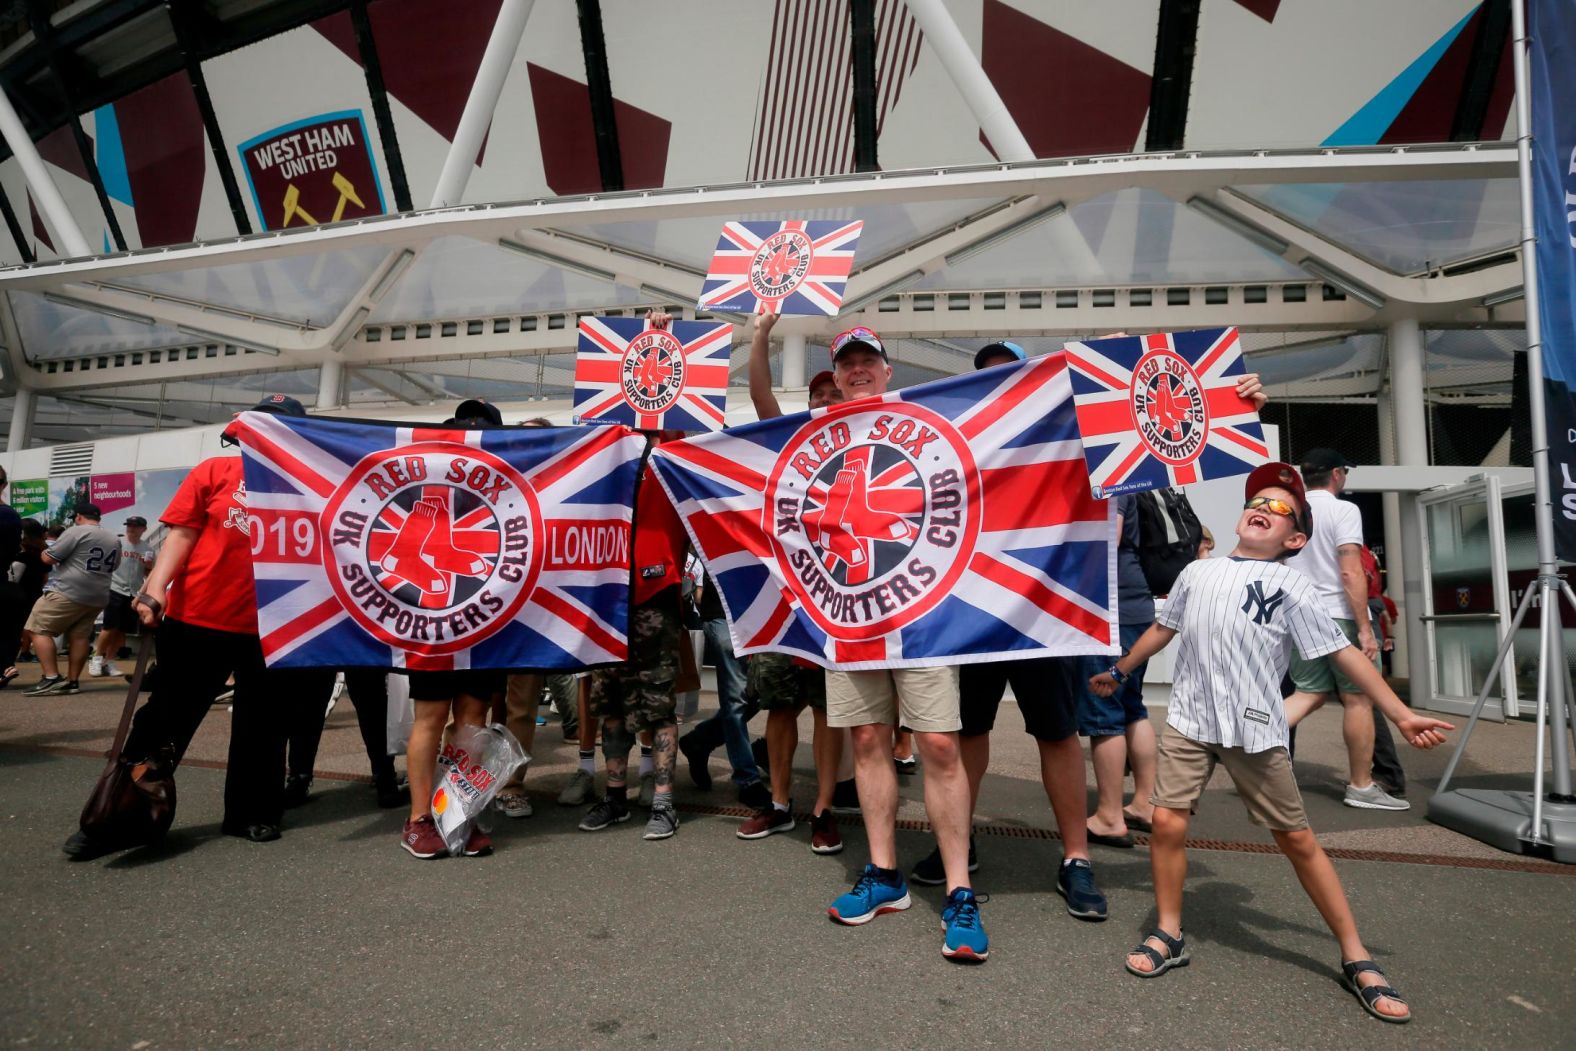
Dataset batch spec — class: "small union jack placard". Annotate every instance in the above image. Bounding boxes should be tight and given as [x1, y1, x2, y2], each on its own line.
[1064, 327, 1267, 498]
[697, 219, 863, 316]
[573, 317, 732, 432]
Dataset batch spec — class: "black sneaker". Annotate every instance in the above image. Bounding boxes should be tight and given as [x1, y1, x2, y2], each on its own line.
[751, 737, 770, 776]
[679, 732, 713, 791]
[282, 773, 312, 809]
[1056, 858, 1108, 921]
[374, 774, 410, 809]
[830, 778, 861, 815]
[23, 676, 65, 696]
[738, 780, 772, 810]
[578, 798, 630, 831]
[910, 835, 978, 886]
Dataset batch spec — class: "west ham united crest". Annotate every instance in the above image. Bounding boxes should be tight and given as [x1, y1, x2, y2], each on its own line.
[764, 405, 980, 640]
[1131, 347, 1209, 464]
[322, 444, 543, 654]
[620, 329, 687, 417]
[749, 228, 813, 302]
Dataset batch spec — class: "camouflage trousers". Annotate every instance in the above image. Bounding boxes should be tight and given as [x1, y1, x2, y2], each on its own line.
[590, 599, 680, 732]
[747, 651, 827, 711]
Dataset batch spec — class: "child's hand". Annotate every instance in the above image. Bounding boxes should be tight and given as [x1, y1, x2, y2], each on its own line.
[1398, 714, 1454, 749]
[1088, 672, 1118, 698]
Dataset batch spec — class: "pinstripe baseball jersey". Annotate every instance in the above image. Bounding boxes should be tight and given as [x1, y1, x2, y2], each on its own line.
[1156, 556, 1348, 752]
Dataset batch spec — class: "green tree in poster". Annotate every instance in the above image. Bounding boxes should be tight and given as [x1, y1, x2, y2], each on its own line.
[51, 477, 89, 529]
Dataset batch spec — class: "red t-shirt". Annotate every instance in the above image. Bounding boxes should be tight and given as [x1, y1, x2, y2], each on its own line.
[160, 456, 259, 635]
[632, 463, 688, 606]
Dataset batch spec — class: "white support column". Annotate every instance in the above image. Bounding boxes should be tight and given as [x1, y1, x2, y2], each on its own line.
[429, 0, 535, 208]
[902, 0, 1033, 162]
[7, 387, 33, 452]
[1376, 389, 1407, 671]
[0, 89, 91, 258]
[1389, 318, 1431, 701]
[317, 359, 344, 411]
[781, 333, 807, 391]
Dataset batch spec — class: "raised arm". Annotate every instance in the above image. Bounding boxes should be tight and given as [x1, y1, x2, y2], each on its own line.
[747, 313, 783, 420]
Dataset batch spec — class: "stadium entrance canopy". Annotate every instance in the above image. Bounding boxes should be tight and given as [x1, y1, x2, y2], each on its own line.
[0, 141, 1522, 443]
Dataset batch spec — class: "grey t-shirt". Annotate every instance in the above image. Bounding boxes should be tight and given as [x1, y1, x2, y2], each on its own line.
[110, 538, 154, 596]
[43, 523, 122, 607]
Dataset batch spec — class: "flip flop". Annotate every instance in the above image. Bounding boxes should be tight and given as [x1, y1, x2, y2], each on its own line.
[1123, 812, 1153, 834]
[0, 667, 18, 690]
[1086, 828, 1135, 849]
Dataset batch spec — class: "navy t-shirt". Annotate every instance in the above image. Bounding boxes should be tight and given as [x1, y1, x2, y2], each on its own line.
[1115, 494, 1156, 625]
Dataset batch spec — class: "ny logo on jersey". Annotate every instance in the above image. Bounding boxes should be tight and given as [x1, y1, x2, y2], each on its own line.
[1241, 580, 1287, 625]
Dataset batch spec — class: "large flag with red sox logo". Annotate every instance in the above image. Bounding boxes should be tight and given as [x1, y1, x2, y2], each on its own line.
[697, 219, 863, 316]
[1064, 327, 1267, 499]
[648, 356, 1117, 670]
[233, 412, 646, 670]
[573, 317, 732, 431]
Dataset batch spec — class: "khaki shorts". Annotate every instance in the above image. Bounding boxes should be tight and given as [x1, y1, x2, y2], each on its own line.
[825, 666, 960, 733]
[24, 591, 100, 642]
[1151, 723, 1308, 831]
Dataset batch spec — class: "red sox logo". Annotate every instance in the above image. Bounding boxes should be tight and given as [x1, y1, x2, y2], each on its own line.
[749, 228, 813, 303]
[322, 443, 543, 654]
[764, 404, 980, 640]
[1131, 347, 1209, 465]
[621, 329, 687, 417]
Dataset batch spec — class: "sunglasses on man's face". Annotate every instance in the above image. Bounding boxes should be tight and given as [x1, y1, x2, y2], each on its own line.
[1244, 496, 1298, 518]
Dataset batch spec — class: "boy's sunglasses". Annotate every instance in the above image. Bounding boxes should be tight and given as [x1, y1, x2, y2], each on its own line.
[1244, 496, 1298, 518]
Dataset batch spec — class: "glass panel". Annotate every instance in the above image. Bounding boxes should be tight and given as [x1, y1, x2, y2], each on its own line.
[10, 291, 191, 361]
[369, 237, 641, 322]
[111, 245, 390, 326]
[916, 189, 1306, 291]
[1427, 492, 1503, 701]
[1235, 180, 1520, 274]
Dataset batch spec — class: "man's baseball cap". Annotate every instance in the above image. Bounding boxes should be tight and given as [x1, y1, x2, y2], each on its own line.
[124, 516, 147, 527]
[77, 503, 103, 521]
[1244, 461, 1311, 534]
[809, 369, 836, 392]
[829, 326, 887, 363]
[1301, 447, 1356, 473]
[452, 398, 504, 426]
[973, 340, 1027, 370]
[248, 394, 307, 417]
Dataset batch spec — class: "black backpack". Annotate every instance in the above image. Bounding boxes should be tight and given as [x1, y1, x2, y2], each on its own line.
[1133, 488, 1203, 596]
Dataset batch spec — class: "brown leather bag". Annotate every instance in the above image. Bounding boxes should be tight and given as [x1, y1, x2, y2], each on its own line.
[78, 644, 176, 847]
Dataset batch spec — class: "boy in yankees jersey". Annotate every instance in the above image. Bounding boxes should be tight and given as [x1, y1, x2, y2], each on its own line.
[1089, 462, 1452, 1025]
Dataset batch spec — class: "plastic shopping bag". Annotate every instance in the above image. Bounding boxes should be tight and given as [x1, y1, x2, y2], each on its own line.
[431, 724, 529, 855]
[386, 673, 412, 757]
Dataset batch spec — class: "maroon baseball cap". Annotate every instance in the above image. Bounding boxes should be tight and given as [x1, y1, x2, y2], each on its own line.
[829, 326, 887, 363]
[1244, 461, 1311, 533]
[809, 369, 836, 391]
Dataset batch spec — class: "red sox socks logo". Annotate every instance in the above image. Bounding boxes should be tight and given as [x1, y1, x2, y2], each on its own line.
[765, 405, 980, 640]
[323, 445, 543, 653]
[621, 330, 687, 417]
[1131, 347, 1209, 464]
[749, 228, 813, 303]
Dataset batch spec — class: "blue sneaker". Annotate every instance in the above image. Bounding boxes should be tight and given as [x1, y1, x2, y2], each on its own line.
[1056, 858, 1108, 921]
[828, 864, 912, 925]
[941, 887, 989, 962]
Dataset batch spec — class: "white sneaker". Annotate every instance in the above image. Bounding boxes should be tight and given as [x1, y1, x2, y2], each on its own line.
[102, 660, 121, 677]
[1344, 782, 1410, 811]
[87, 656, 105, 677]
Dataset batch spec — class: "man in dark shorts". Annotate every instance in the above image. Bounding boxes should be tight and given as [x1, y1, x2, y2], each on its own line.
[906, 341, 1107, 920]
[90, 516, 153, 678]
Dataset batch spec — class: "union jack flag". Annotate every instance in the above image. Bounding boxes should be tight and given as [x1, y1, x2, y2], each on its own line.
[1064, 327, 1267, 498]
[233, 412, 645, 670]
[648, 357, 1117, 670]
[573, 317, 732, 431]
[697, 219, 863, 316]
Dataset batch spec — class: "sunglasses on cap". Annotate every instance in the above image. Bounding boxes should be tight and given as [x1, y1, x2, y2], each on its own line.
[1244, 496, 1298, 518]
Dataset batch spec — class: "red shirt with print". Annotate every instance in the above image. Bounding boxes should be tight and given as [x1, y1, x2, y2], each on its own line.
[632, 462, 688, 606]
[161, 456, 259, 635]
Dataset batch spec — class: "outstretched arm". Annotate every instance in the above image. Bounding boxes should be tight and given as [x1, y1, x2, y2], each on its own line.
[1088, 623, 1177, 696]
[747, 313, 783, 420]
[1331, 646, 1454, 747]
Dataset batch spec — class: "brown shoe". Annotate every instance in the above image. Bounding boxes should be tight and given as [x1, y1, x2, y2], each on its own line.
[810, 809, 843, 855]
[737, 805, 795, 840]
[401, 816, 446, 859]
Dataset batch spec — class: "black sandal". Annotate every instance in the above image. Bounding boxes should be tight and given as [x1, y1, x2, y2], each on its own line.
[0, 667, 17, 690]
[1125, 928, 1189, 978]
[1341, 960, 1411, 1024]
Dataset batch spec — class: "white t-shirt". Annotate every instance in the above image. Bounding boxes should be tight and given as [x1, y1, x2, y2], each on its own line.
[1157, 556, 1349, 752]
[1289, 489, 1365, 620]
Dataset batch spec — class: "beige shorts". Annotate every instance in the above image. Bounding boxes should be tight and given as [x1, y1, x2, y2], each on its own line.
[1151, 723, 1308, 831]
[24, 591, 100, 642]
[825, 666, 960, 733]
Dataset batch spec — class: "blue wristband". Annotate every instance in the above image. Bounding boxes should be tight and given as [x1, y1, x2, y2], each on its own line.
[1107, 665, 1128, 684]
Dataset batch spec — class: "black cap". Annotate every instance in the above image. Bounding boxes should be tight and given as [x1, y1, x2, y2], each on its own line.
[249, 394, 307, 418]
[124, 515, 147, 527]
[452, 398, 503, 426]
[1300, 447, 1356, 472]
[77, 503, 103, 521]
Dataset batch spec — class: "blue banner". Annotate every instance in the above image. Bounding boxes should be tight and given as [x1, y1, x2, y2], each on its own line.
[1531, 0, 1576, 559]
